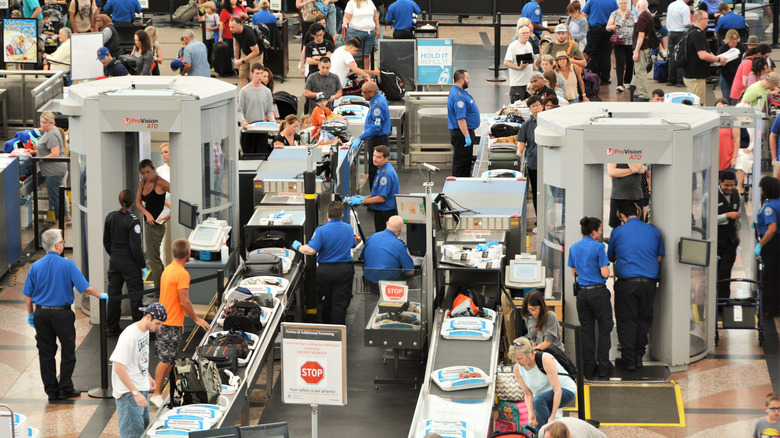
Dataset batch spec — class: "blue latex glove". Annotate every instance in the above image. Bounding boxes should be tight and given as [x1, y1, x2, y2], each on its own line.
[346, 196, 364, 206]
[27, 314, 34, 328]
[755, 243, 763, 257]
[292, 240, 302, 251]
[475, 244, 488, 251]
[464, 136, 472, 147]
[100, 293, 109, 303]
[486, 241, 499, 247]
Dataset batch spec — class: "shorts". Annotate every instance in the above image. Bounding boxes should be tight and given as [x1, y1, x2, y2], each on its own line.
[238, 57, 265, 80]
[155, 324, 183, 364]
[346, 27, 375, 58]
[736, 148, 753, 173]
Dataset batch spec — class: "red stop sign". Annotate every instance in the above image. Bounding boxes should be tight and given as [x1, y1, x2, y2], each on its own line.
[384, 285, 405, 299]
[300, 361, 324, 384]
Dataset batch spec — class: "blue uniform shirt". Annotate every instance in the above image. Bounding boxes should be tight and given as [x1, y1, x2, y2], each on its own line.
[521, 0, 543, 36]
[360, 92, 391, 140]
[370, 161, 400, 211]
[568, 236, 610, 286]
[361, 229, 415, 283]
[385, 0, 420, 31]
[447, 85, 481, 130]
[23, 252, 91, 306]
[104, 0, 142, 22]
[715, 11, 746, 33]
[252, 9, 278, 24]
[582, 0, 618, 26]
[607, 217, 665, 278]
[307, 219, 356, 263]
[757, 198, 780, 235]
[769, 113, 780, 159]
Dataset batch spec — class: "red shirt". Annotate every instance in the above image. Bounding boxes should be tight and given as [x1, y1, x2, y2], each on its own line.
[219, 5, 247, 40]
[719, 127, 735, 171]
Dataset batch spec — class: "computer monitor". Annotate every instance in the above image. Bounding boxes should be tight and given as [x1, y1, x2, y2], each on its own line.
[189, 426, 240, 438]
[239, 422, 290, 438]
[179, 199, 198, 229]
[395, 195, 426, 223]
[505, 257, 546, 289]
[678, 237, 710, 267]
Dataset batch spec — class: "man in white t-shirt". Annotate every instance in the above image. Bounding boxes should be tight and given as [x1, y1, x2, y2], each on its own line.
[503, 25, 537, 103]
[329, 37, 379, 88]
[111, 302, 167, 438]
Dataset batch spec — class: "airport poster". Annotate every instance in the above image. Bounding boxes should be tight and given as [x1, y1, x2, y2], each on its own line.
[281, 322, 346, 406]
[417, 39, 452, 85]
[4, 19, 37, 64]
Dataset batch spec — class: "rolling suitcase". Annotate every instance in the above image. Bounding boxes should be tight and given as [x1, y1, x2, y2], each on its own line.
[172, 0, 199, 24]
[212, 42, 234, 76]
[488, 151, 521, 171]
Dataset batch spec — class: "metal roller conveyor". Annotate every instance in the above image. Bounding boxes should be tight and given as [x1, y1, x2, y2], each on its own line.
[143, 256, 304, 437]
[407, 309, 503, 438]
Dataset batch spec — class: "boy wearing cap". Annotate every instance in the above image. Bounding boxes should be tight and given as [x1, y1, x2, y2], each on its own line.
[110, 302, 167, 438]
[312, 92, 332, 138]
[97, 47, 129, 77]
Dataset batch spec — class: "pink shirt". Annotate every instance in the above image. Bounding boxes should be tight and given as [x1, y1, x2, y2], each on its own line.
[730, 57, 754, 100]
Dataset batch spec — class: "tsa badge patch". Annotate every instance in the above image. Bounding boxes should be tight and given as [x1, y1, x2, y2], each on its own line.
[380, 177, 387, 185]
[534, 9, 540, 15]
[767, 208, 773, 216]
[373, 108, 381, 116]
[134, 224, 141, 234]
[457, 101, 465, 108]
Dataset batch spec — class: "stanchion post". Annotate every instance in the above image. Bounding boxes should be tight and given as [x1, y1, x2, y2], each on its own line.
[774, 0, 779, 47]
[487, 12, 507, 83]
[217, 269, 225, 303]
[88, 296, 112, 398]
[311, 404, 318, 438]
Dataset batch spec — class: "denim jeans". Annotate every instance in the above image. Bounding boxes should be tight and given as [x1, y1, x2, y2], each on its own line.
[347, 27, 375, 59]
[720, 75, 732, 102]
[116, 390, 149, 438]
[533, 387, 575, 431]
[44, 174, 64, 221]
[335, 6, 344, 31]
[326, 3, 337, 36]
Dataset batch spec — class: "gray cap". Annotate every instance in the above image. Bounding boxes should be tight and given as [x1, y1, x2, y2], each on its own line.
[555, 23, 568, 33]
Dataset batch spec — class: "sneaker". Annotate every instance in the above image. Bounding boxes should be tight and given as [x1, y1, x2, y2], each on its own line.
[150, 394, 164, 408]
[616, 85, 625, 92]
[293, 31, 303, 39]
[532, 227, 537, 234]
[766, 23, 774, 34]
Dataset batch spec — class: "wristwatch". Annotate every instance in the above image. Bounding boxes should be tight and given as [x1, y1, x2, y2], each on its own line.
[131, 390, 140, 396]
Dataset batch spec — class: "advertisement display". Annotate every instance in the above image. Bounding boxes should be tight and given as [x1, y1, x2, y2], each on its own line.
[417, 39, 452, 85]
[281, 323, 346, 406]
[3, 19, 37, 64]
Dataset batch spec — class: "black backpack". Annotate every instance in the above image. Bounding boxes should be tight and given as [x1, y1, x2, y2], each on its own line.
[222, 296, 272, 333]
[200, 344, 238, 375]
[534, 345, 579, 383]
[174, 357, 222, 405]
[206, 330, 251, 359]
[379, 69, 405, 101]
[117, 54, 138, 75]
[247, 230, 289, 251]
[671, 28, 695, 68]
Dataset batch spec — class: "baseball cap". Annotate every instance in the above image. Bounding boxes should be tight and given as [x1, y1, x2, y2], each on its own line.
[315, 92, 328, 101]
[139, 302, 167, 322]
[97, 47, 110, 60]
[555, 24, 568, 33]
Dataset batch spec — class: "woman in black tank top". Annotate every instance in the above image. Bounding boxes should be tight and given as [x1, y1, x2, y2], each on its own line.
[135, 159, 171, 293]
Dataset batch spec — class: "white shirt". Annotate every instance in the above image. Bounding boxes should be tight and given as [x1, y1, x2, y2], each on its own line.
[110, 324, 150, 399]
[47, 39, 71, 73]
[504, 39, 536, 86]
[157, 163, 171, 203]
[330, 46, 355, 87]
[666, 0, 692, 32]
[345, 0, 376, 32]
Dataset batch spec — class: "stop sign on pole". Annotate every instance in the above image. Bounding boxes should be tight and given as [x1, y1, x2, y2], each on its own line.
[300, 361, 324, 384]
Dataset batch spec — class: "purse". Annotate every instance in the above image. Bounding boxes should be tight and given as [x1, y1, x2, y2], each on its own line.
[301, 2, 318, 22]
[495, 364, 524, 402]
[335, 27, 347, 47]
[610, 32, 625, 46]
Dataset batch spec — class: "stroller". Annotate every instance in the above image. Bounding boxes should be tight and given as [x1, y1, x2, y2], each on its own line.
[273, 91, 298, 120]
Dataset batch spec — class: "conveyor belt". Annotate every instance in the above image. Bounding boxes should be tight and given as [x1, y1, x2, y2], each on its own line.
[408, 309, 502, 438]
[143, 258, 304, 436]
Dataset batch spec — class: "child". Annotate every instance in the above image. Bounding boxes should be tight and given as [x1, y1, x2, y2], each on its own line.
[201, 1, 219, 66]
[754, 393, 780, 438]
[298, 114, 314, 144]
[41, 11, 56, 36]
[311, 92, 331, 138]
[145, 26, 163, 76]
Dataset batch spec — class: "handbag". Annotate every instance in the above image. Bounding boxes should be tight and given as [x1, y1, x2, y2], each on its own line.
[495, 364, 524, 402]
[301, 2, 318, 22]
[335, 27, 347, 47]
[610, 32, 625, 46]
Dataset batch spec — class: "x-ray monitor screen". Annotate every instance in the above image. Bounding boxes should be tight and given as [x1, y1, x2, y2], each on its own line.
[679, 237, 710, 267]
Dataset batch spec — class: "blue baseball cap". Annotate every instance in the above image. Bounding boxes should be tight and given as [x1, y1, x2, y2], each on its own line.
[97, 47, 110, 60]
[139, 302, 167, 322]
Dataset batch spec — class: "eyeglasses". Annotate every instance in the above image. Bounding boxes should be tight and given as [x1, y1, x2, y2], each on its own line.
[768, 407, 780, 411]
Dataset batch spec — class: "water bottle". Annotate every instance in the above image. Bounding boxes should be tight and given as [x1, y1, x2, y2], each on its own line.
[220, 243, 229, 261]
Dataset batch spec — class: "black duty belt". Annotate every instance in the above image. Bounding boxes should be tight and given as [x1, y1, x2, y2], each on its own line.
[36, 305, 71, 310]
[580, 284, 606, 290]
[618, 277, 655, 283]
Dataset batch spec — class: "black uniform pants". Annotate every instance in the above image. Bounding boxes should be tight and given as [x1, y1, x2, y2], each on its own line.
[667, 31, 685, 84]
[527, 168, 538, 216]
[107, 257, 144, 333]
[393, 28, 415, 39]
[372, 208, 397, 232]
[614, 278, 656, 366]
[717, 238, 739, 301]
[317, 262, 355, 325]
[366, 134, 389, 190]
[34, 308, 76, 398]
[584, 25, 612, 83]
[576, 286, 614, 376]
[450, 128, 475, 177]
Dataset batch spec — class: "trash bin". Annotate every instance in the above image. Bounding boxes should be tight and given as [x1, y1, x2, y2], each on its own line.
[414, 20, 438, 38]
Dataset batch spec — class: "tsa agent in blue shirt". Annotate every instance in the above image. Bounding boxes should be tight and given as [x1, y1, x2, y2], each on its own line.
[347, 145, 400, 232]
[582, 0, 618, 83]
[755, 177, 780, 318]
[103, 0, 142, 23]
[568, 216, 614, 379]
[385, 0, 420, 39]
[293, 202, 357, 324]
[360, 215, 415, 285]
[607, 201, 664, 371]
[768, 113, 780, 174]
[714, 5, 746, 33]
[447, 69, 481, 177]
[23, 229, 106, 401]
[521, 0, 556, 36]
[359, 81, 391, 191]
[252, 8, 278, 25]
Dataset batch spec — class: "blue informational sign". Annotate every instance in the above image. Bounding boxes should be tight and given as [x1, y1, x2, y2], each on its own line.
[417, 39, 453, 85]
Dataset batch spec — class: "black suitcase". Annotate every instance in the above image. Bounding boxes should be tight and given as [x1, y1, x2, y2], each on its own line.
[488, 151, 521, 171]
[213, 42, 234, 76]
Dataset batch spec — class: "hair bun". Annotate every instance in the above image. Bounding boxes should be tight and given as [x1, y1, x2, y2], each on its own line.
[580, 217, 589, 226]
